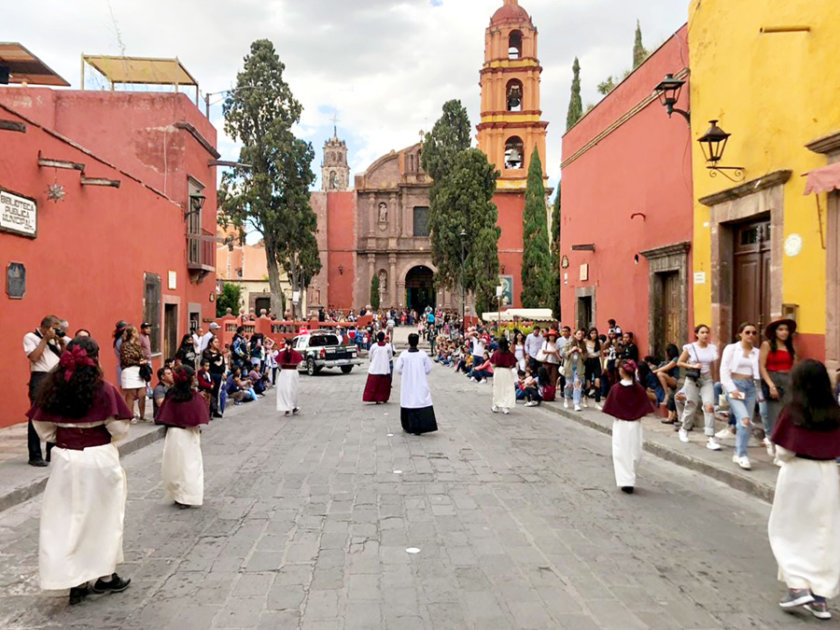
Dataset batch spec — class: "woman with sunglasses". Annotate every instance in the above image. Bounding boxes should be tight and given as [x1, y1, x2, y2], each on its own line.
[720, 322, 762, 470]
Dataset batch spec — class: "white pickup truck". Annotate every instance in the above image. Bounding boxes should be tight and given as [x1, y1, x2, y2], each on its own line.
[291, 331, 362, 376]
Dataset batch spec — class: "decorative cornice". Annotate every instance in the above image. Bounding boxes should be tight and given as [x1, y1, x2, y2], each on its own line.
[698, 170, 792, 207]
[480, 65, 543, 76]
[476, 120, 549, 131]
[806, 131, 840, 156]
[640, 241, 691, 259]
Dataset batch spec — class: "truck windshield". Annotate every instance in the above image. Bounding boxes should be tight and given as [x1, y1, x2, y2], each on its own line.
[308, 335, 339, 347]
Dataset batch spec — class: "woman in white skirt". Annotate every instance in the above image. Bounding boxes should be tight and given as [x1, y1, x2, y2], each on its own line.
[602, 360, 655, 494]
[155, 365, 210, 508]
[490, 338, 517, 414]
[28, 336, 133, 605]
[119, 326, 149, 421]
[768, 359, 840, 620]
[276, 341, 304, 415]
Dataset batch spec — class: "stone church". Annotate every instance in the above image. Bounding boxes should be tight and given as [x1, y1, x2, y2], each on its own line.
[307, 0, 549, 313]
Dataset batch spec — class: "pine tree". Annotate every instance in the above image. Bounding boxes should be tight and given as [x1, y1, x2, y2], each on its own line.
[550, 183, 562, 319]
[566, 57, 583, 131]
[370, 274, 380, 310]
[633, 20, 648, 68]
[520, 148, 552, 308]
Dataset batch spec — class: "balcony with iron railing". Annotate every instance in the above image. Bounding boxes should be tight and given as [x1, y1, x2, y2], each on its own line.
[187, 229, 215, 279]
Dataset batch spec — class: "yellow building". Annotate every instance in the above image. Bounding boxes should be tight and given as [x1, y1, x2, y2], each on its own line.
[688, 0, 840, 366]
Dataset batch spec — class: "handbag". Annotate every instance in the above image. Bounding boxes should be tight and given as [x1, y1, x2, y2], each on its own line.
[542, 384, 556, 402]
[138, 363, 153, 382]
[535, 341, 548, 363]
[684, 344, 701, 383]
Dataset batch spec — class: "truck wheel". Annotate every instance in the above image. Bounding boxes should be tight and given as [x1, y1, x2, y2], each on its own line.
[341, 366, 353, 374]
[306, 358, 316, 376]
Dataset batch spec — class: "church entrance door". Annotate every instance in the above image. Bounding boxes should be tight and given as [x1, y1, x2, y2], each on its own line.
[405, 266, 436, 312]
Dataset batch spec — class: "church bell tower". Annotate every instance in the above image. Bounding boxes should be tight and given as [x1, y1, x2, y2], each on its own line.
[477, 0, 548, 191]
[322, 128, 350, 192]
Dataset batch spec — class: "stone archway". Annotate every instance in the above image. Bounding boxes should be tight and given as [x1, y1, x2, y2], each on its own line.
[405, 265, 436, 312]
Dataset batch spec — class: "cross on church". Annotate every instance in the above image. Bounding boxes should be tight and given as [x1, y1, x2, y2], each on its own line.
[331, 113, 339, 138]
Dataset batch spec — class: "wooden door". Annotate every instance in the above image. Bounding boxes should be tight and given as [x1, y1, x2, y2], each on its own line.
[577, 296, 592, 330]
[164, 304, 178, 361]
[733, 219, 771, 332]
[661, 271, 681, 354]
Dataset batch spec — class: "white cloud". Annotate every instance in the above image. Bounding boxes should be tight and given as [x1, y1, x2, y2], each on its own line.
[8, 0, 688, 190]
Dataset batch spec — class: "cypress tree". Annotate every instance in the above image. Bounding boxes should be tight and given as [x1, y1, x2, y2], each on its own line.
[370, 274, 380, 310]
[520, 148, 552, 307]
[633, 20, 648, 68]
[566, 57, 583, 131]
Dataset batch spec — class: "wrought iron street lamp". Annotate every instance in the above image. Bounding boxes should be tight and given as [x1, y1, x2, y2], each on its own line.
[698, 120, 744, 182]
[653, 73, 690, 124]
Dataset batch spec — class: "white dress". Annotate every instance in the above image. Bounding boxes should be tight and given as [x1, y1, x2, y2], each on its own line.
[33, 419, 129, 590]
[612, 420, 643, 488]
[492, 367, 517, 410]
[276, 370, 300, 412]
[768, 445, 840, 598]
[161, 426, 204, 506]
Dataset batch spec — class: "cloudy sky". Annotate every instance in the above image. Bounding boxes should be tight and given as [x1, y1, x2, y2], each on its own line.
[7, 0, 687, 191]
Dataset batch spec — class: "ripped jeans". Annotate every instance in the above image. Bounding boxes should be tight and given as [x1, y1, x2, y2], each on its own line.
[680, 373, 716, 436]
[564, 363, 582, 405]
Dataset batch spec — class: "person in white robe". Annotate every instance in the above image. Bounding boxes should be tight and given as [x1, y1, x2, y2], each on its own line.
[489, 338, 517, 414]
[276, 343, 304, 415]
[767, 359, 840, 620]
[395, 333, 438, 434]
[28, 337, 133, 605]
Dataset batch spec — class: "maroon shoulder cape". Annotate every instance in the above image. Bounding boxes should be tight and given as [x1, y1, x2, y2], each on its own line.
[155, 392, 210, 428]
[280, 347, 304, 369]
[602, 382, 654, 421]
[27, 382, 132, 424]
[490, 350, 517, 368]
[771, 407, 840, 460]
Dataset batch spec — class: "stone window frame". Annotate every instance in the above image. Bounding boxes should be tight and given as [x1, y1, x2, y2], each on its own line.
[640, 241, 690, 355]
[574, 286, 596, 331]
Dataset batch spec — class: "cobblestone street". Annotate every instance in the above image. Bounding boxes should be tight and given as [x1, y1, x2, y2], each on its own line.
[0, 362, 819, 629]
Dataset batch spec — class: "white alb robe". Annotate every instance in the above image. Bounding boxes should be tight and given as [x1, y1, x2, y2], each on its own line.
[395, 350, 433, 408]
[161, 426, 204, 506]
[768, 445, 840, 598]
[368, 343, 393, 375]
[612, 420, 643, 488]
[34, 419, 129, 590]
[492, 366, 517, 409]
[276, 370, 300, 412]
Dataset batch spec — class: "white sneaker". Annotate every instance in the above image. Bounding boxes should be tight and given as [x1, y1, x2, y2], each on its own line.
[774, 456, 783, 467]
[563, 399, 569, 409]
[732, 453, 740, 464]
[706, 437, 722, 451]
[479, 379, 487, 384]
[502, 408, 510, 415]
[595, 403, 603, 411]
[763, 437, 775, 457]
[574, 404, 582, 412]
[678, 428, 689, 443]
[581, 398, 588, 408]
[491, 405, 499, 414]
[715, 427, 735, 439]
[525, 401, 538, 407]
[738, 456, 751, 470]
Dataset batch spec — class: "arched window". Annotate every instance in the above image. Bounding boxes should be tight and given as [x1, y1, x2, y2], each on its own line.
[504, 136, 524, 170]
[508, 30, 522, 59]
[506, 79, 523, 112]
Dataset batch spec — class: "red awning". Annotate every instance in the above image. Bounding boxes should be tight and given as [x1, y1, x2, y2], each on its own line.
[804, 162, 840, 195]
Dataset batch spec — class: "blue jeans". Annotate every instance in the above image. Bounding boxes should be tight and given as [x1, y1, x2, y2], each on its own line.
[726, 378, 757, 457]
[564, 363, 581, 405]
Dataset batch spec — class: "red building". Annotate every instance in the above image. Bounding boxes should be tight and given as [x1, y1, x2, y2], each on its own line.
[0, 60, 218, 428]
[560, 26, 693, 357]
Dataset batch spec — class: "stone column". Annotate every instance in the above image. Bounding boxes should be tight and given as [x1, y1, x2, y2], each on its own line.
[367, 254, 375, 307]
[367, 197, 375, 237]
[396, 281, 406, 308]
[390, 193, 399, 239]
[389, 255, 397, 308]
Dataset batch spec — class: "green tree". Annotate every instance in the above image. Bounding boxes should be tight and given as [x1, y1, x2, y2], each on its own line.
[633, 20, 648, 68]
[566, 57, 583, 131]
[216, 282, 242, 317]
[421, 99, 471, 183]
[520, 148, 552, 308]
[218, 39, 319, 318]
[427, 148, 500, 310]
[370, 274, 380, 310]
[597, 76, 616, 96]
[550, 183, 562, 319]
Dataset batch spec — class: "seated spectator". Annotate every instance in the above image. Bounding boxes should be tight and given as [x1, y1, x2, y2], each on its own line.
[470, 351, 494, 383]
[522, 367, 543, 407]
[248, 366, 269, 396]
[153, 367, 174, 420]
[639, 357, 665, 405]
[225, 367, 251, 405]
[654, 345, 681, 423]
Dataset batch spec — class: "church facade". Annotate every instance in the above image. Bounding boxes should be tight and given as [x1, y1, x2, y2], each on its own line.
[308, 0, 548, 314]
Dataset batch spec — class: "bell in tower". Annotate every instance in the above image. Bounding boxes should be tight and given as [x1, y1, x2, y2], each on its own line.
[321, 126, 351, 192]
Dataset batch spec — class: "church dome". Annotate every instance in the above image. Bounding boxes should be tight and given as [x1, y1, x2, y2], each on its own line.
[490, 0, 530, 26]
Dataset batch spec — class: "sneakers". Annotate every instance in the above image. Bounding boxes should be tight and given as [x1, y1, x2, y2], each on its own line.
[91, 573, 131, 594]
[737, 456, 751, 470]
[563, 399, 569, 409]
[525, 401, 538, 407]
[779, 588, 815, 610]
[763, 437, 775, 457]
[805, 597, 832, 620]
[581, 398, 588, 409]
[715, 427, 735, 439]
[501, 408, 510, 415]
[491, 405, 499, 414]
[706, 437, 722, 451]
[574, 404, 582, 412]
[479, 379, 487, 384]
[678, 428, 690, 443]
[595, 403, 603, 411]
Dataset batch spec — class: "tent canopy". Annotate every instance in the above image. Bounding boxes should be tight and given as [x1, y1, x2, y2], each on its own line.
[481, 308, 555, 323]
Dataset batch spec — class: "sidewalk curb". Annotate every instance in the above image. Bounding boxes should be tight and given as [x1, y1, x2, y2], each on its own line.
[0, 426, 166, 515]
[541, 403, 776, 503]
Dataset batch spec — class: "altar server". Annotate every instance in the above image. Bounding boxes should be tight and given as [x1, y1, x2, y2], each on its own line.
[489, 337, 517, 414]
[768, 359, 840, 621]
[156, 365, 210, 509]
[363, 332, 393, 403]
[28, 336, 133, 605]
[395, 333, 438, 435]
[276, 340, 304, 415]
[602, 360, 654, 494]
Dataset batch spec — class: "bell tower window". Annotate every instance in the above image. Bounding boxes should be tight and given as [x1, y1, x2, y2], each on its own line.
[504, 136, 524, 170]
[508, 30, 522, 59]
[329, 171, 338, 190]
[506, 79, 523, 112]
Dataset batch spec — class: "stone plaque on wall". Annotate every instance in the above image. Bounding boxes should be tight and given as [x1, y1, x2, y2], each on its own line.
[0, 189, 37, 238]
[6, 262, 26, 299]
